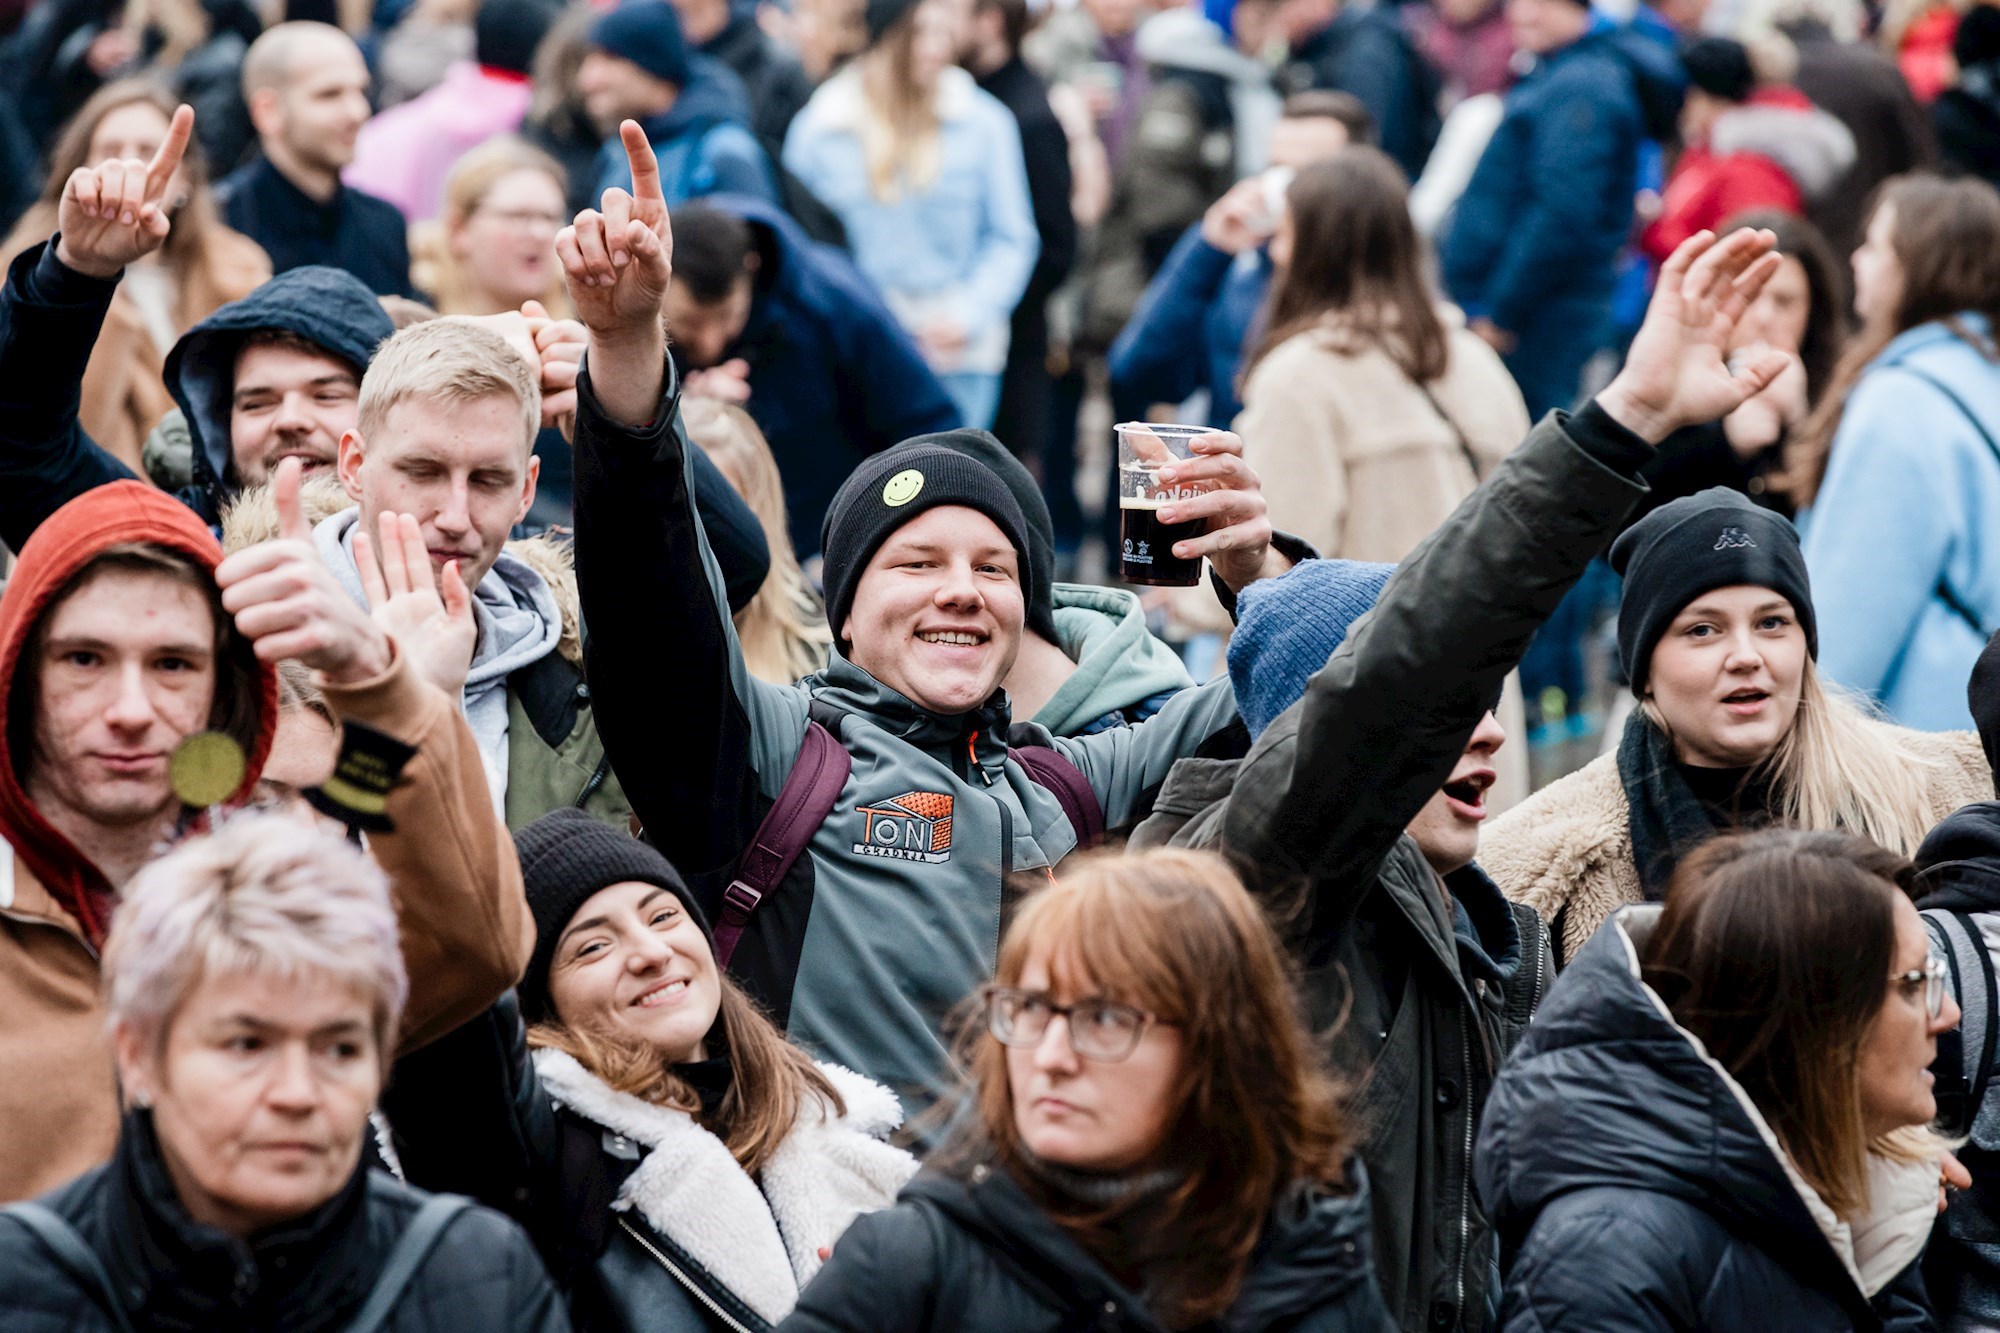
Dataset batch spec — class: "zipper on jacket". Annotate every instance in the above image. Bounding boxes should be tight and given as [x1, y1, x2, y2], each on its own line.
[617, 1216, 759, 1333]
[574, 752, 613, 809]
[1453, 1033, 1472, 1326]
[0, 905, 99, 961]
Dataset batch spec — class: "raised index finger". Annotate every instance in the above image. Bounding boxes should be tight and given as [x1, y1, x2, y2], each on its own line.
[146, 104, 194, 199]
[620, 120, 663, 208]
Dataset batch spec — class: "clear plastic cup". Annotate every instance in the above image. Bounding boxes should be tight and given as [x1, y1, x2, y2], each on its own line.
[1115, 422, 1209, 588]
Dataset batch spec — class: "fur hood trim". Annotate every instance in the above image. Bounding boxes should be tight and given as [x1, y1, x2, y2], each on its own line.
[219, 476, 582, 667]
[531, 1049, 916, 1323]
[1712, 93, 1856, 200]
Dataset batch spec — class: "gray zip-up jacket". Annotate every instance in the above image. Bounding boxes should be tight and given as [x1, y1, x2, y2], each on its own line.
[571, 369, 1241, 1113]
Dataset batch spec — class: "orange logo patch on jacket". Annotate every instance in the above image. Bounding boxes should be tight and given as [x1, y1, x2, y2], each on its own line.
[855, 791, 955, 863]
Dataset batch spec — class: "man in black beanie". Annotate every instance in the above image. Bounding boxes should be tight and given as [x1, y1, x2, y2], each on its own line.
[566, 129, 1294, 1112]
[893, 429, 1205, 737]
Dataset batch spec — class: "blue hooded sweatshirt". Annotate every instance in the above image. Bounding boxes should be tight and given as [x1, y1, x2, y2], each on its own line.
[590, 54, 778, 207]
[682, 195, 960, 555]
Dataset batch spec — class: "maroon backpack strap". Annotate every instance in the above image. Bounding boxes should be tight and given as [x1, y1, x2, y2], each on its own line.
[712, 715, 852, 971]
[1010, 743, 1105, 852]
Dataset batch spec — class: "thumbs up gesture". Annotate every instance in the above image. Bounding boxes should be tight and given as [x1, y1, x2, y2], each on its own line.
[56, 103, 194, 279]
[217, 457, 394, 686]
[355, 507, 476, 698]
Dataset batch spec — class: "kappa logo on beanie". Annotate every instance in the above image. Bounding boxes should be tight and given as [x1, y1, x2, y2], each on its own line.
[1714, 527, 1758, 551]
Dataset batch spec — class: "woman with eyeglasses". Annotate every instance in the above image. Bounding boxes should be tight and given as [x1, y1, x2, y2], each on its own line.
[1477, 828, 1957, 1330]
[382, 809, 917, 1333]
[414, 137, 575, 319]
[778, 848, 1393, 1333]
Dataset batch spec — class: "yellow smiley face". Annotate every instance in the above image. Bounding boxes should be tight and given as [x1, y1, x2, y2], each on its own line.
[882, 469, 926, 507]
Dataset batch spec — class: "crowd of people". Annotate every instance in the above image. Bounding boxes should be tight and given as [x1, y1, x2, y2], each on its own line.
[7, 0, 2000, 1327]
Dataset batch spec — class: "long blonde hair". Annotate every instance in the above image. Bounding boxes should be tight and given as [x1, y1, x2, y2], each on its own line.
[683, 398, 833, 684]
[857, 14, 941, 202]
[411, 138, 574, 318]
[1643, 658, 1941, 857]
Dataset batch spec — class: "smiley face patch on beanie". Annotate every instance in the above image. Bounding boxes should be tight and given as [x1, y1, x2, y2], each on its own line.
[882, 469, 925, 507]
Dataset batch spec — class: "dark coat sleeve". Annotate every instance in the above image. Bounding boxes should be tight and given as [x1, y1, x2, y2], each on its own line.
[778, 1203, 943, 1333]
[1498, 1194, 1708, 1331]
[1212, 406, 1650, 934]
[0, 239, 147, 550]
[828, 275, 964, 447]
[571, 361, 768, 879]
[1874, 1256, 1940, 1333]
[688, 440, 772, 613]
[1107, 223, 1234, 411]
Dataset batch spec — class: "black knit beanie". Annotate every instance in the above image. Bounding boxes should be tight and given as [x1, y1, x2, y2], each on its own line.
[1609, 487, 1816, 694]
[820, 445, 1035, 649]
[891, 430, 1057, 643]
[476, 0, 559, 75]
[1970, 631, 2000, 780]
[513, 808, 710, 1024]
[1682, 36, 1755, 103]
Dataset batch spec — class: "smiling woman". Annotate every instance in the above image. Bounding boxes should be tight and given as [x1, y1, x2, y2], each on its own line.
[383, 808, 917, 1333]
[1483, 486, 1994, 962]
[0, 811, 569, 1331]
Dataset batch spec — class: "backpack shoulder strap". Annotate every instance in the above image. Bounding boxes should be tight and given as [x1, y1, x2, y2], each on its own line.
[1894, 364, 2000, 637]
[3, 1202, 137, 1333]
[1927, 908, 1999, 1135]
[713, 704, 853, 970]
[1006, 738, 1105, 853]
[343, 1194, 472, 1333]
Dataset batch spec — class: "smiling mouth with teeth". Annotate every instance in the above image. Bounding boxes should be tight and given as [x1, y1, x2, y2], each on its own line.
[918, 630, 984, 646]
[633, 978, 691, 1007]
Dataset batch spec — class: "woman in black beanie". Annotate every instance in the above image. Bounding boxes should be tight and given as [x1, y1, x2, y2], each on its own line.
[384, 808, 916, 1333]
[1482, 487, 1992, 962]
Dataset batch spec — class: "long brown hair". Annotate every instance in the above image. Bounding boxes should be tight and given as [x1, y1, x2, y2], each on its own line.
[1640, 829, 1933, 1219]
[529, 971, 845, 1178]
[941, 849, 1352, 1328]
[858, 10, 942, 202]
[1721, 207, 1849, 404]
[1, 79, 246, 329]
[1782, 174, 2000, 506]
[1243, 147, 1449, 386]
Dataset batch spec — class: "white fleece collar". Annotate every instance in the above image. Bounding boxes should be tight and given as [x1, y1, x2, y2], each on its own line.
[532, 1050, 915, 1323]
[1614, 908, 1939, 1296]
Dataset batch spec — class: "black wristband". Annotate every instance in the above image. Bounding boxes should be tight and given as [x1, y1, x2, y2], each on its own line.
[304, 720, 417, 833]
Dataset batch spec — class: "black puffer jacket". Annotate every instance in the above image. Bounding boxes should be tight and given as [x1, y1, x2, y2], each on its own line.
[0, 1110, 568, 1332]
[1477, 906, 1940, 1332]
[777, 1161, 1392, 1333]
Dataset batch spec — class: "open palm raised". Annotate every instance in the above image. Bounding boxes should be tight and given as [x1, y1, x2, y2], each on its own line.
[1596, 228, 1791, 445]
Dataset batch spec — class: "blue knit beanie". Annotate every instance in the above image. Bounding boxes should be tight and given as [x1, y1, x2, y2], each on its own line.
[589, 0, 690, 85]
[1228, 559, 1395, 739]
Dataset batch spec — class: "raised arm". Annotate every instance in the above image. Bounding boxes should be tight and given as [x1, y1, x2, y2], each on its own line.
[564, 123, 805, 883]
[0, 106, 194, 548]
[1221, 231, 1790, 911]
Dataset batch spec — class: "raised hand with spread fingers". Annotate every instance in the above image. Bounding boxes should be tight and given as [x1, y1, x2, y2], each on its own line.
[56, 103, 194, 280]
[354, 508, 476, 698]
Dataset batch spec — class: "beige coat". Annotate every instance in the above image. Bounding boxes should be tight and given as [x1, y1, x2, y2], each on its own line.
[1483, 725, 1994, 963]
[1233, 310, 1530, 564]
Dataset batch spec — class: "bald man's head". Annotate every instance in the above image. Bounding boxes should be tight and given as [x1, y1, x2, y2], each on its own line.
[242, 22, 373, 180]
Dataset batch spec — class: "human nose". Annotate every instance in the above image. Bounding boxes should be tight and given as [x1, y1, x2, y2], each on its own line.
[1469, 709, 1506, 755]
[1032, 1011, 1081, 1074]
[264, 1041, 322, 1112]
[934, 558, 982, 610]
[1722, 628, 1765, 671]
[103, 662, 159, 732]
[1934, 988, 1962, 1035]
[625, 929, 673, 972]
[432, 481, 472, 536]
[273, 389, 315, 435]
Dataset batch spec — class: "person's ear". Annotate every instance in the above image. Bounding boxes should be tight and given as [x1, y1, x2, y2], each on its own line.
[337, 428, 367, 502]
[112, 1021, 156, 1111]
[742, 251, 761, 279]
[515, 454, 541, 527]
[247, 87, 283, 138]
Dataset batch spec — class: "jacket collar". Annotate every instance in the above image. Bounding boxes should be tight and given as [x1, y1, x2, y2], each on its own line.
[533, 1049, 914, 1324]
[807, 652, 1015, 780]
[100, 1110, 375, 1330]
[1038, 584, 1193, 737]
[1877, 312, 1997, 368]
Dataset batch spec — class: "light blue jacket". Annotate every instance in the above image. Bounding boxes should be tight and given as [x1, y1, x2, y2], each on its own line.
[1803, 316, 2000, 730]
[782, 65, 1038, 376]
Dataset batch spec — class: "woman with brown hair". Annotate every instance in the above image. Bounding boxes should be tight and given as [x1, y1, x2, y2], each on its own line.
[384, 809, 917, 1333]
[2, 77, 267, 475]
[1789, 173, 2000, 731]
[779, 848, 1391, 1332]
[1480, 828, 1957, 1329]
[1233, 146, 1528, 566]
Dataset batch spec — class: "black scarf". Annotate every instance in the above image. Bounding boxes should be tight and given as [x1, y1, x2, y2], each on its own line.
[1616, 712, 1777, 897]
